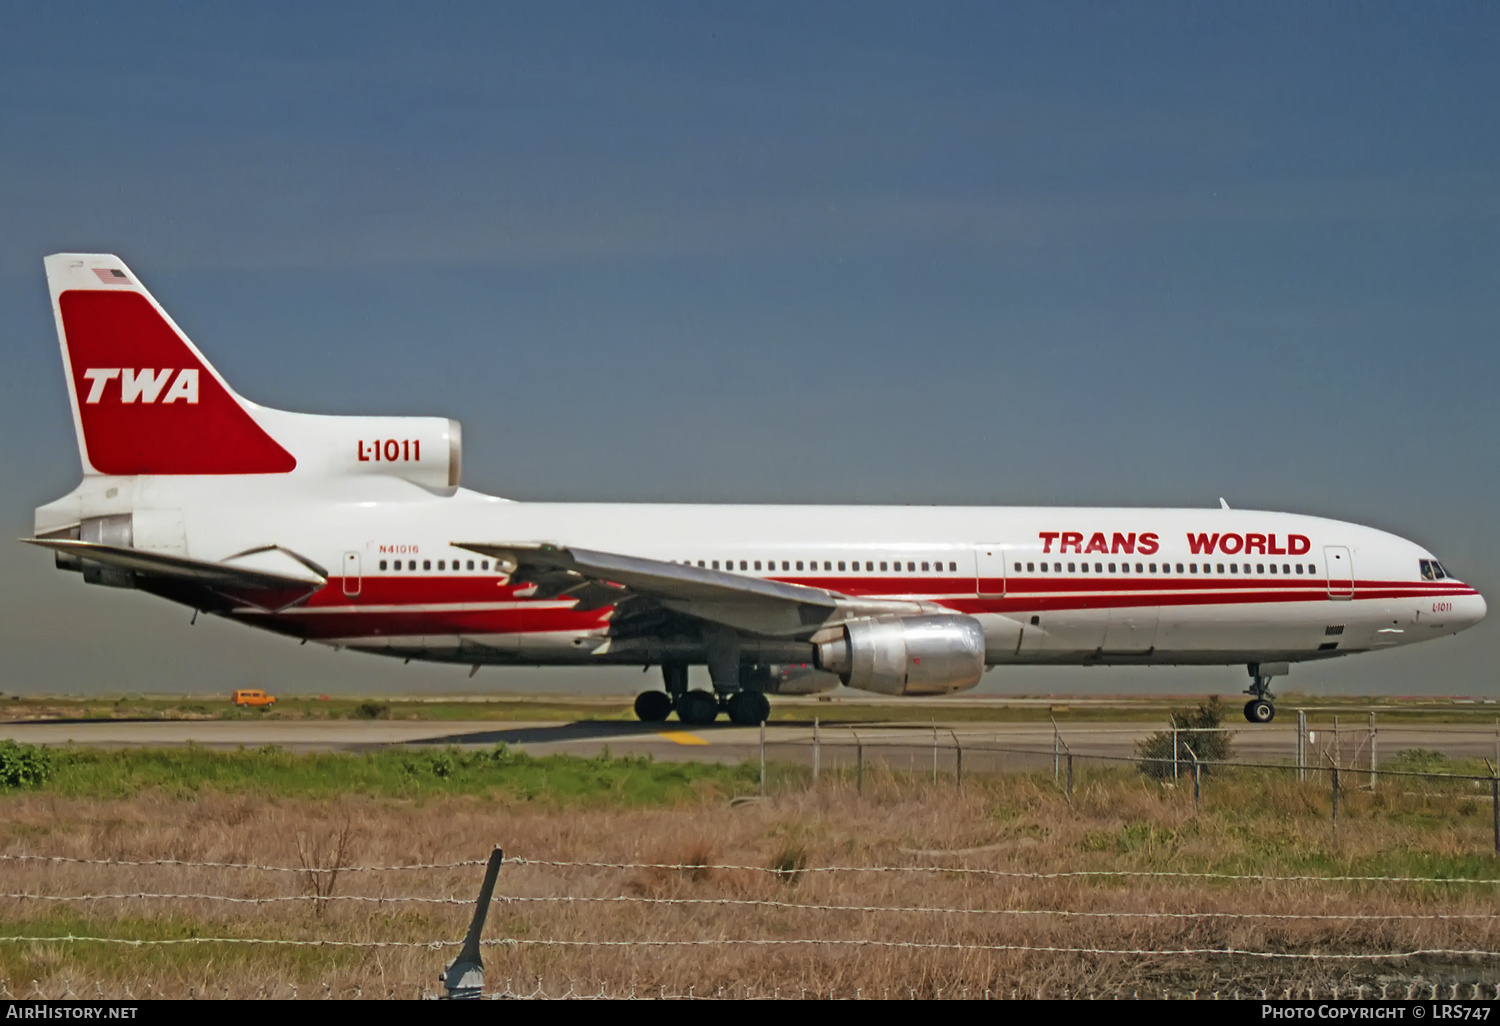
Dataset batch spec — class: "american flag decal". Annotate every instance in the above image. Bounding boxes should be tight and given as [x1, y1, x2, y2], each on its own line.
[92, 268, 131, 285]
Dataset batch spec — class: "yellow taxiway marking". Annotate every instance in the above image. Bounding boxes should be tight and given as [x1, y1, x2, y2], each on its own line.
[656, 730, 709, 746]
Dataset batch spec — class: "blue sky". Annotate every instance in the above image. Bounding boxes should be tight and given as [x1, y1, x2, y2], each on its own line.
[1, 3, 1496, 697]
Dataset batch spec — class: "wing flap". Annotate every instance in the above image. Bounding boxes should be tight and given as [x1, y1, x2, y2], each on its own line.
[459, 542, 840, 635]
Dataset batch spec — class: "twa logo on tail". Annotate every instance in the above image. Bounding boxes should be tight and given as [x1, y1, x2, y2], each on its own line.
[83, 368, 199, 404]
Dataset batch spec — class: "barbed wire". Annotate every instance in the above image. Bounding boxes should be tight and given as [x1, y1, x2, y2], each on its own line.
[0, 853, 486, 873]
[9, 977, 1495, 1001]
[9, 851, 1500, 886]
[506, 857, 1500, 886]
[7, 890, 1500, 922]
[4, 933, 1498, 961]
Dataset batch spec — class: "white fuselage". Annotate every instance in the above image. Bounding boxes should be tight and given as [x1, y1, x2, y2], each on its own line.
[34, 471, 1487, 674]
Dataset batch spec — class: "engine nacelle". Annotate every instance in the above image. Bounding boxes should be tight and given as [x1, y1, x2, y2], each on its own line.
[815, 614, 985, 696]
[762, 663, 841, 695]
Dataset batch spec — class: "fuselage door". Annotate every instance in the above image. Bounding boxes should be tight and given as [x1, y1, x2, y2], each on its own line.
[1324, 545, 1353, 600]
[975, 545, 1006, 598]
[342, 551, 362, 598]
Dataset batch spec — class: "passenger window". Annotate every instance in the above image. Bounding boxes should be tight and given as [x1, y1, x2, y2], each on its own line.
[919, 562, 928, 572]
[1026, 562, 1034, 572]
[904, 562, 913, 571]
[782, 561, 790, 570]
[1309, 563, 1316, 574]
[1296, 564, 1303, 574]
[1229, 564, 1237, 574]
[379, 560, 388, 571]
[712, 561, 720, 570]
[1093, 563, 1102, 572]
[697, 560, 705, 567]
[881, 562, 889, 572]
[796, 561, 804, 571]
[868, 562, 876, 571]
[422, 560, 431, 571]
[1257, 564, 1264, 574]
[1014, 562, 1022, 572]
[1189, 564, 1196, 573]
[481, 561, 489, 571]
[754, 560, 762, 571]
[1107, 562, 1116, 572]
[1149, 563, 1156, 573]
[1079, 562, 1088, 573]
[408, 560, 416, 570]
[1216, 563, 1224, 573]
[838, 561, 847, 571]
[1068, 562, 1076, 572]
[737, 560, 745, 570]
[438, 560, 445, 571]
[1176, 563, 1184, 573]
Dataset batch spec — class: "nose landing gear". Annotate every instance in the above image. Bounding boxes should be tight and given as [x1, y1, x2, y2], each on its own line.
[1243, 696, 1275, 723]
[1243, 662, 1287, 723]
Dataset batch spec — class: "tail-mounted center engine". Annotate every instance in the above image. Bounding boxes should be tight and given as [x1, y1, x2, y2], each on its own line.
[815, 614, 986, 696]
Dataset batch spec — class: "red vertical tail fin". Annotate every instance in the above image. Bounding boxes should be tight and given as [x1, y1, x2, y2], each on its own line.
[47, 253, 296, 476]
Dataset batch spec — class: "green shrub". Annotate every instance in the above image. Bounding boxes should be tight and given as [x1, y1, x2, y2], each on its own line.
[0, 740, 53, 789]
[353, 701, 390, 720]
[1389, 748, 1449, 773]
[1136, 697, 1235, 780]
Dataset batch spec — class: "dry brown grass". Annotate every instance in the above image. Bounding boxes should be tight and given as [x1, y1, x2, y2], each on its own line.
[4, 768, 1500, 999]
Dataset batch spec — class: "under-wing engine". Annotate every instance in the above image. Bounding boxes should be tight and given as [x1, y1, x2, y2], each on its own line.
[814, 614, 985, 696]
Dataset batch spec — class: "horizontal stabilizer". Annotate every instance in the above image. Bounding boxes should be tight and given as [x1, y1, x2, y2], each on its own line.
[25, 538, 327, 612]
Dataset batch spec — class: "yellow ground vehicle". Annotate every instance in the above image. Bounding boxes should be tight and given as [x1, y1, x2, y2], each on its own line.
[231, 689, 276, 708]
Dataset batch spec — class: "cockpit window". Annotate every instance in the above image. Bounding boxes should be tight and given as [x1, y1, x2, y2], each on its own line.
[1420, 559, 1453, 580]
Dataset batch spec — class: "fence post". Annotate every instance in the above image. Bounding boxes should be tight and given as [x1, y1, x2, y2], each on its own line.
[1172, 723, 1179, 782]
[855, 733, 864, 796]
[442, 846, 504, 1000]
[1492, 775, 1499, 856]
[951, 731, 963, 791]
[1184, 742, 1201, 812]
[759, 720, 766, 797]
[1331, 765, 1340, 826]
[1065, 753, 1074, 801]
[813, 718, 820, 784]
[1052, 718, 1060, 782]
[1296, 710, 1307, 782]
[1368, 711, 1378, 790]
[932, 724, 939, 785]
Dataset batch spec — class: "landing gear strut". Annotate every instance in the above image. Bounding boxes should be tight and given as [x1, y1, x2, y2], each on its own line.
[1243, 663, 1279, 723]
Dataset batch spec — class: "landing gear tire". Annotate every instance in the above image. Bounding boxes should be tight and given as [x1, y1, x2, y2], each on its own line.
[634, 691, 673, 723]
[1244, 699, 1275, 724]
[725, 690, 771, 726]
[675, 689, 721, 726]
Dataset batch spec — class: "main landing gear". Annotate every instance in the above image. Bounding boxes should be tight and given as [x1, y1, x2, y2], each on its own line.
[1243, 661, 1288, 723]
[633, 664, 772, 726]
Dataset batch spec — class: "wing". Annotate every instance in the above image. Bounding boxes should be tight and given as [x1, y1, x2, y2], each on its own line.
[457, 542, 942, 637]
[26, 538, 328, 612]
[458, 542, 843, 636]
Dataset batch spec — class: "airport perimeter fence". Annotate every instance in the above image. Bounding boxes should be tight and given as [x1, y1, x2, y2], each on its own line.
[744, 716, 1500, 853]
[8, 846, 1500, 1000]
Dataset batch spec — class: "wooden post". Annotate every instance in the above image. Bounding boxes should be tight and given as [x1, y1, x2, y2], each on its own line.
[1066, 753, 1074, 801]
[1368, 711, 1378, 790]
[812, 718, 820, 783]
[759, 720, 766, 797]
[1492, 776, 1499, 856]
[857, 741, 864, 796]
[1331, 765, 1340, 826]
